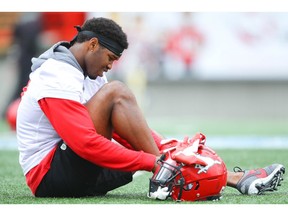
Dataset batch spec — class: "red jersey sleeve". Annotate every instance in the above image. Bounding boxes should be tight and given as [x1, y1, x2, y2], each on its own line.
[38, 98, 156, 172]
[112, 126, 164, 151]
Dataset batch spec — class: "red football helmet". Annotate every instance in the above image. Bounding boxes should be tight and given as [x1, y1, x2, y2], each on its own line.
[149, 133, 227, 202]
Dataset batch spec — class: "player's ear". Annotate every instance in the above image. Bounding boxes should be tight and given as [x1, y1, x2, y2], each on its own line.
[89, 37, 99, 51]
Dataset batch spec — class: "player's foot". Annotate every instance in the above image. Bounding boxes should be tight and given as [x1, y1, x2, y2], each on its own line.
[234, 164, 285, 195]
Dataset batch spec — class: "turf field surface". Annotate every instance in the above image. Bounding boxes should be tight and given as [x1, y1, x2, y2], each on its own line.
[0, 149, 287, 204]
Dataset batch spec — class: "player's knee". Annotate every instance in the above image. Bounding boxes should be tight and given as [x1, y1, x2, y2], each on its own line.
[107, 81, 136, 104]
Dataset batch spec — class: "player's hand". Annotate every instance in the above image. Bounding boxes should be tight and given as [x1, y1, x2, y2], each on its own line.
[147, 186, 170, 200]
[152, 156, 161, 173]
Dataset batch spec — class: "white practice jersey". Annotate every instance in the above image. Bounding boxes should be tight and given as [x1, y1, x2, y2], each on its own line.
[17, 58, 107, 175]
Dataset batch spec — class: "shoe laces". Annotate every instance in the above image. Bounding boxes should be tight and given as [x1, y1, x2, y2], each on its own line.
[233, 166, 244, 173]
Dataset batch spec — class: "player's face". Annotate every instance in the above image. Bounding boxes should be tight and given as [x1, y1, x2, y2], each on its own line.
[85, 44, 119, 80]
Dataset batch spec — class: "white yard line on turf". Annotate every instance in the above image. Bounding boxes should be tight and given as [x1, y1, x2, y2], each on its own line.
[1, 132, 288, 150]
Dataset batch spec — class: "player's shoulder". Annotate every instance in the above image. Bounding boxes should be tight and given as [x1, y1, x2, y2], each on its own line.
[35, 58, 83, 81]
[43, 58, 80, 73]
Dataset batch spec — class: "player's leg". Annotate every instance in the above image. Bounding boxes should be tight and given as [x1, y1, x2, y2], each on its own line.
[36, 80, 160, 197]
[85, 80, 160, 156]
[227, 171, 243, 187]
[35, 140, 134, 197]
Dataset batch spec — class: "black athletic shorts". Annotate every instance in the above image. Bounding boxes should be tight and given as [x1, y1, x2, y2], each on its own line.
[35, 141, 133, 197]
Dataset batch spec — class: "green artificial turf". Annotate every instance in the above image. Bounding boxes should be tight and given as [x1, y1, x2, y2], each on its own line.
[0, 149, 287, 204]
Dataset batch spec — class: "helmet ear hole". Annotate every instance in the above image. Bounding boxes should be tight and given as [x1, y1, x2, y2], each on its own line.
[183, 183, 193, 191]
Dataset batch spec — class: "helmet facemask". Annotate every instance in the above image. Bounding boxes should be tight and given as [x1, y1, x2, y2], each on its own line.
[149, 153, 184, 200]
